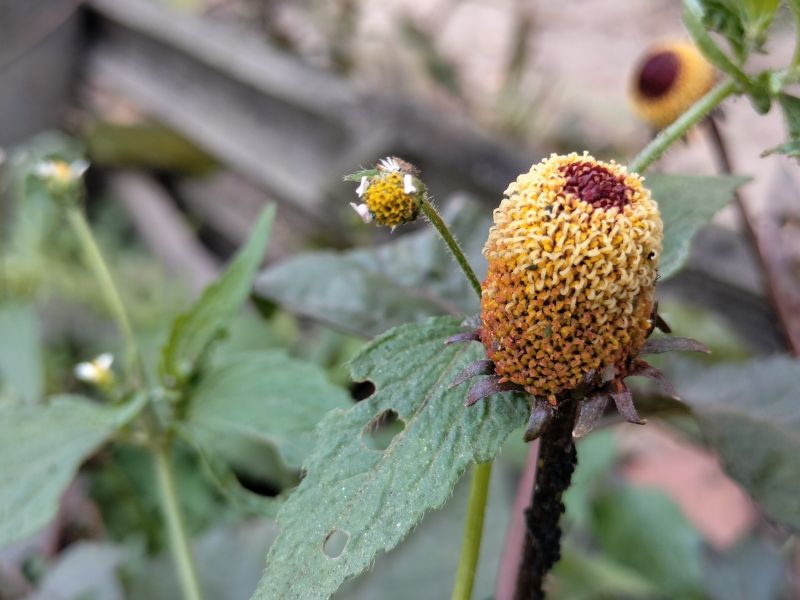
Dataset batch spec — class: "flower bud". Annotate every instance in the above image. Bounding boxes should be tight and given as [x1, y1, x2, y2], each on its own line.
[479, 153, 663, 402]
[630, 41, 715, 129]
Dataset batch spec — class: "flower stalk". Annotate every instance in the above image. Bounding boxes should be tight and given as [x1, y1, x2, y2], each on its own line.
[65, 201, 204, 600]
[155, 443, 205, 600]
[629, 79, 737, 174]
[419, 197, 482, 298]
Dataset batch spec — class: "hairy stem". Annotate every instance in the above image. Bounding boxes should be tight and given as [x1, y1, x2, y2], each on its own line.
[420, 196, 491, 600]
[420, 197, 482, 298]
[451, 461, 493, 600]
[66, 208, 145, 382]
[628, 79, 737, 174]
[154, 444, 204, 600]
[514, 399, 578, 600]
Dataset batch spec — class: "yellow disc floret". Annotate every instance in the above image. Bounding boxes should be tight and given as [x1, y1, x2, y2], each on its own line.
[350, 157, 424, 228]
[479, 153, 662, 401]
[363, 172, 420, 227]
[630, 41, 715, 129]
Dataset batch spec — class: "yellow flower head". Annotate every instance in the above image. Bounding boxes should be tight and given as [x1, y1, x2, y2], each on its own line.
[350, 157, 424, 228]
[479, 153, 662, 401]
[629, 41, 715, 129]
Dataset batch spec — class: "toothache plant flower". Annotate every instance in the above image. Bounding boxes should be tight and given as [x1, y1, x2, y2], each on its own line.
[448, 153, 708, 440]
[348, 156, 426, 228]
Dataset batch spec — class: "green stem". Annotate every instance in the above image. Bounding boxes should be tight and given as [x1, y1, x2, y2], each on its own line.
[420, 197, 483, 298]
[154, 444, 204, 600]
[66, 208, 144, 381]
[628, 79, 737, 174]
[418, 197, 490, 600]
[451, 461, 493, 600]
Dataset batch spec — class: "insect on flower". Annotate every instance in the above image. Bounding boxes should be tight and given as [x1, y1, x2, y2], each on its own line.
[447, 153, 708, 441]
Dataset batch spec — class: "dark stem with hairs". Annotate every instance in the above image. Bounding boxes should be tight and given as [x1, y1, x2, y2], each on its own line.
[513, 398, 579, 600]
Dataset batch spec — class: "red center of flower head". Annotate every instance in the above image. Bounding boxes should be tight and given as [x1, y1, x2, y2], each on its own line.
[560, 161, 631, 210]
[637, 50, 680, 98]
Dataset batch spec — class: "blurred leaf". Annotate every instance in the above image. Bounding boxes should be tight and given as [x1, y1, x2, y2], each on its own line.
[684, 0, 769, 111]
[251, 316, 528, 600]
[550, 543, 661, 600]
[255, 199, 489, 337]
[591, 486, 704, 598]
[29, 542, 126, 600]
[0, 395, 143, 548]
[762, 93, 800, 157]
[0, 303, 43, 404]
[698, 0, 747, 59]
[677, 356, 800, 529]
[160, 205, 275, 381]
[88, 443, 230, 552]
[704, 538, 787, 600]
[648, 174, 748, 280]
[762, 139, 800, 157]
[563, 430, 618, 530]
[126, 520, 279, 600]
[185, 351, 351, 470]
[83, 120, 216, 174]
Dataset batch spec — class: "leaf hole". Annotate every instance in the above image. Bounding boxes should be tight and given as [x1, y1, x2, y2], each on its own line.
[322, 529, 349, 559]
[350, 380, 376, 401]
[361, 409, 405, 451]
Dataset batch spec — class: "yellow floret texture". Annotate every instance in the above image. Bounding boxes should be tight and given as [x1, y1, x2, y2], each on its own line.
[364, 173, 420, 227]
[479, 153, 663, 400]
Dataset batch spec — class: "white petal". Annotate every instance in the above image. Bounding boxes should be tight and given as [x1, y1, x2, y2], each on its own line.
[71, 159, 90, 176]
[379, 157, 401, 172]
[95, 353, 114, 370]
[356, 176, 369, 197]
[403, 173, 417, 194]
[75, 362, 98, 382]
[349, 202, 373, 223]
[34, 161, 57, 177]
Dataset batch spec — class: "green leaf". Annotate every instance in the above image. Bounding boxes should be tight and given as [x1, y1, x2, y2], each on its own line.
[184, 351, 352, 470]
[338, 462, 516, 600]
[591, 486, 705, 598]
[251, 316, 528, 600]
[762, 94, 800, 157]
[677, 356, 800, 529]
[683, 0, 770, 112]
[0, 303, 43, 404]
[762, 139, 800, 157]
[704, 538, 787, 600]
[0, 395, 143, 548]
[648, 174, 748, 280]
[160, 205, 275, 380]
[551, 544, 661, 600]
[254, 199, 490, 337]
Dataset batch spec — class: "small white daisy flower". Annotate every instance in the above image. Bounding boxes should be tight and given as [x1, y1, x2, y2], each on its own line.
[34, 159, 89, 183]
[75, 353, 115, 386]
